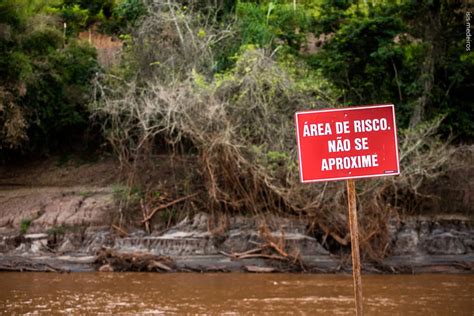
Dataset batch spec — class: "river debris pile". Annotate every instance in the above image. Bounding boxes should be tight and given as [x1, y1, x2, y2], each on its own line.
[0, 256, 60, 272]
[0, 212, 473, 273]
[220, 224, 306, 271]
[95, 248, 175, 272]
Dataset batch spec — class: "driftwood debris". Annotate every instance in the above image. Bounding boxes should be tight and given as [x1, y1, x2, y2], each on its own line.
[111, 224, 128, 237]
[220, 243, 305, 271]
[95, 248, 175, 272]
[220, 249, 287, 261]
[0, 257, 60, 272]
[219, 224, 307, 271]
[141, 193, 198, 231]
[245, 265, 275, 273]
[319, 222, 350, 246]
[99, 263, 114, 272]
[148, 260, 172, 271]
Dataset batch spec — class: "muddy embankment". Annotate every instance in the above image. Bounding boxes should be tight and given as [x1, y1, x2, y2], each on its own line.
[0, 156, 473, 273]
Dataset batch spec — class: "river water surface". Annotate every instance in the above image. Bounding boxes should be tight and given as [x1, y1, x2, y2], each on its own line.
[0, 273, 472, 315]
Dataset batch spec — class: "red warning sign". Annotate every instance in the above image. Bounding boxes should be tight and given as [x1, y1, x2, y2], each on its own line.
[295, 104, 400, 183]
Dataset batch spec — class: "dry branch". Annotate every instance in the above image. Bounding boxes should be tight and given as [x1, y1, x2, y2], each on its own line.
[219, 250, 286, 261]
[96, 248, 175, 272]
[237, 254, 287, 261]
[245, 265, 275, 273]
[148, 260, 172, 271]
[112, 224, 128, 236]
[319, 222, 350, 246]
[141, 192, 198, 223]
[141, 199, 150, 234]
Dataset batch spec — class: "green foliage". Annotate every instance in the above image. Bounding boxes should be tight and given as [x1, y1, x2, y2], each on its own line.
[79, 190, 93, 198]
[236, 2, 310, 49]
[46, 225, 66, 236]
[0, 0, 144, 156]
[108, 0, 146, 31]
[112, 183, 143, 204]
[58, 0, 146, 36]
[311, 0, 473, 140]
[21, 42, 99, 150]
[313, 15, 404, 104]
[160, 208, 178, 225]
[22, 28, 64, 55]
[58, 4, 89, 36]
[0, 0, 60, 27]
[4, 52, 33, 82]
[112, 184, 128, 200]
[264, 150, 289, 175]
[218, 0, 472, 139]
[0, 0, 99, 153]
[212, 1, 311, 72]
[20, 218, 32, 235]
[312, 0, 352, 33]
[1, 0, 472, 161]
[59, 0, 114, 32]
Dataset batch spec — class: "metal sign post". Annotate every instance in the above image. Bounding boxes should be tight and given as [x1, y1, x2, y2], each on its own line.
[347, 179, 363, 316]
[294, 104, 401, 316]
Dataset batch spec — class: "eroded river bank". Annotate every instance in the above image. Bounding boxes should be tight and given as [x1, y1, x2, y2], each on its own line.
[0, 212, 473, 274]
[1, 158, 472, 274]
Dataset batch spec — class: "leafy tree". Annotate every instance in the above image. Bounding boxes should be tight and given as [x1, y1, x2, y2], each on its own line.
[58, 0, 146, 36]
[311, 0, 473, 140]
[0, 0, 99, 154]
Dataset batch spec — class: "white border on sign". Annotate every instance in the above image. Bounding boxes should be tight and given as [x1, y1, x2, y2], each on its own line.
[295, 104, 400, 183]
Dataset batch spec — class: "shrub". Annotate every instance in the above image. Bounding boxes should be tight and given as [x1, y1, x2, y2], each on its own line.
[20, 218, 32, 235]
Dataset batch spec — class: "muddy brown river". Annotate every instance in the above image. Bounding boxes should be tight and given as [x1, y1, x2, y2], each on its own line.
[0, 273, 472, 315]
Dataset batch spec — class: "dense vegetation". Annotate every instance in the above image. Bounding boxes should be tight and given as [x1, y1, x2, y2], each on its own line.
[1, 0, 471, 155]
[1, 0, 472, 259]
[0, 0, 143, 153]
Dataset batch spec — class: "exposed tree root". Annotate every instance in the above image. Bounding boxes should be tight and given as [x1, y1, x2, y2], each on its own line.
[141, 192, 198, 224]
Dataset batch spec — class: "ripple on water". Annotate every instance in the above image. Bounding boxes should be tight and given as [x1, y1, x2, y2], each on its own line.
[0, 273, 473, 315]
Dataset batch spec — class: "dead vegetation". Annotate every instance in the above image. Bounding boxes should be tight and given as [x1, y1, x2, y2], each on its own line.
[220, 223, 306, 271]
[93, 1, 460, 262]
[141, 192, 198, 233]
[78, 27, 123, 68]
[0, 255, 63, 272]
[0, 88, 29, 149]
[96, 248, 175, 272]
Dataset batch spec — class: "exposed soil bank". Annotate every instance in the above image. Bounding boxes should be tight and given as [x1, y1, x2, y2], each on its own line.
[1, 212, 472, 273]
[0, 157, 472, 273]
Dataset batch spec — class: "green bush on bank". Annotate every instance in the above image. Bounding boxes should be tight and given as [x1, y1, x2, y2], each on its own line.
[0, 0, 145, 156]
